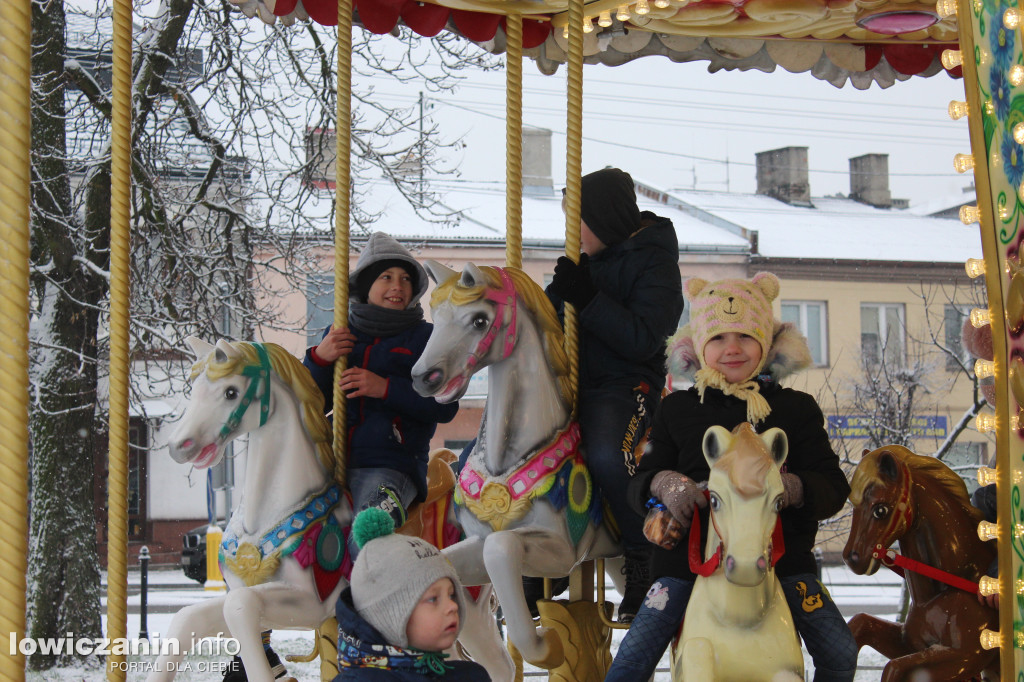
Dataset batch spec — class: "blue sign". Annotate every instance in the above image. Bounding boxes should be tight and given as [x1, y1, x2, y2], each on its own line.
[827, 415, 947, 439]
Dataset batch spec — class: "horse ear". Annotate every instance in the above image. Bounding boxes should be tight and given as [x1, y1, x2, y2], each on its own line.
[702, 425, 731, 464]
[424, 259, 457, 285]
[761, 427, 788, 467]
[214, 338, 240, 364]
[877, 451, 900, 483]
[185, 336, 215, 360]
[460, 263, 488, 288]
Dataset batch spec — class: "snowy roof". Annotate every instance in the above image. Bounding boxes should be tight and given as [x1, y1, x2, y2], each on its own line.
[651, 187, 982, 262]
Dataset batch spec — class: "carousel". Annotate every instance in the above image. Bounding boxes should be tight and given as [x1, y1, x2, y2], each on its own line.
[0, 0, 1020, 677]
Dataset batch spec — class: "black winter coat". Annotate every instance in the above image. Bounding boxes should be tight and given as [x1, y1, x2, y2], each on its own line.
[333, 589, 490, 682]
[304, 321, 459, 502]
[629, 380, 850, 582]
[547, 212, 683, 394]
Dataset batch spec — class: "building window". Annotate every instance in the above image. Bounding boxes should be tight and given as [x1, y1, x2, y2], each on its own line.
[861, 303, 905, 367]
[944, 304, 971, 372]
[307, 273, 334, 346]
[781, 301, 828, 366]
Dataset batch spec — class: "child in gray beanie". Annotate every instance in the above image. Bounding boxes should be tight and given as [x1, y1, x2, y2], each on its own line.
[333, 509, 490, 681]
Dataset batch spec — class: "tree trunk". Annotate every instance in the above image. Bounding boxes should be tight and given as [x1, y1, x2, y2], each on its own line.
[26, 0, 103, 668]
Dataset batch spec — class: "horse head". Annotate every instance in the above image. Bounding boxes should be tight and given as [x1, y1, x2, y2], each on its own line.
[412, 260, 570, 409]
[843, 445, 918, 576]
[703, 423, 788, 587]
[170, 337, 334, 476]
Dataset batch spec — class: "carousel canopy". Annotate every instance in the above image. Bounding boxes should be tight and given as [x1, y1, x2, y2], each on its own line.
[233, 0, 965, 88]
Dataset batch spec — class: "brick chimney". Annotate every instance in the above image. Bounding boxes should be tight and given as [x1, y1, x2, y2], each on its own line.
[755, 147, 812, 207]
[523, 128, 553, 197]
[849, 153, 892, 208]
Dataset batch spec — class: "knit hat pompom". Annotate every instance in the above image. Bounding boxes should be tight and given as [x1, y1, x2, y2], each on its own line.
[352, 507, 395, 550]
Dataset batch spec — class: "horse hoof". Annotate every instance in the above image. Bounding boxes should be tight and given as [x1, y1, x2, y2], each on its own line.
[521, 627, 564, 669]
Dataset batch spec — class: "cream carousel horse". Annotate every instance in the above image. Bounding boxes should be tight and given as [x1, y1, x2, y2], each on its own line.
[150, 338, 511, 682]
[672, 423, 803, 682]
[411, 262, 621, 669]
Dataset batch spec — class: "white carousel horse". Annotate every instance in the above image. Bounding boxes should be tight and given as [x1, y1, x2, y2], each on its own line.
[672, 423, 803, 682]
[150, 338, 511, 682]
[411, 262, 620, 668]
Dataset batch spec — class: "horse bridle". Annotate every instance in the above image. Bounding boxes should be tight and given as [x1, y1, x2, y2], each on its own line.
[218, 342, 272, 442]
[688, 489, 785, 578]
[869, 461, 914, 567]
[465, 267, 518, 370]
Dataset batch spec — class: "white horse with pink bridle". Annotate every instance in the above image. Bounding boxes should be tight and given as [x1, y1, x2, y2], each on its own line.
[412, 262, 621, 669]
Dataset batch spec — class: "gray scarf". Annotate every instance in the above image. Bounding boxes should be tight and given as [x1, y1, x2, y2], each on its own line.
[348, 301, 424, 337]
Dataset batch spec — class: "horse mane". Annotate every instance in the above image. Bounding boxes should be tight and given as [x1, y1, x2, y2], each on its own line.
[191, 342, 338, 483]
[715, 430, 772, 498]
[430, 266, 572, 407]
[850, 446, 981, 522]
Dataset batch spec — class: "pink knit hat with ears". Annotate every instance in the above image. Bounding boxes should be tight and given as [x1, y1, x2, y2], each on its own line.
[684, 272, 780, 382]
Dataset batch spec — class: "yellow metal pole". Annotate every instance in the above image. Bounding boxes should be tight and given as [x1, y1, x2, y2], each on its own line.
[0, 1, 32, 679]
[333, 0, 353, 488]
[564, 0, 584, 418]
[107, 0, 132, 679]
[505, 15, 524, 270]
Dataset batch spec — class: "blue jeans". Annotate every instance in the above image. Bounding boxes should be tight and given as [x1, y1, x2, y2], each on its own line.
[578, 385, 655, 553]
[605, 574, 857, 682]
[348, 467, 418, 557]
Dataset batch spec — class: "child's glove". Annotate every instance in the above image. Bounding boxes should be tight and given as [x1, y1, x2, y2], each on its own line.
[650, 471, 707, 530]
[549, 254, 597, 309]
[780, 473, 804, 509]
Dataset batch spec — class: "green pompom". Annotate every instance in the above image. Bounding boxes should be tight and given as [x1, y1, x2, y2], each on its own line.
[352, 508, 395, 549]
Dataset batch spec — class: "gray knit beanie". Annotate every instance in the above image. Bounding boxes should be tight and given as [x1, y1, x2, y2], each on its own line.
[350, 509, 466, 648]
[350, 232, 429, 307]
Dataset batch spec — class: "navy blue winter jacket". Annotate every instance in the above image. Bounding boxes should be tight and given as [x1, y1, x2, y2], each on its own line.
[304, 321, 459, 502]
[333, 588, 490, 682]
[546, 212, 683, 395]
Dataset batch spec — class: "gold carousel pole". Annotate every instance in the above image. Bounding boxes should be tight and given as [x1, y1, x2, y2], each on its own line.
[505, 14, 524, 271]
[107, 0, 133, 679]
[563, 0, 583, 419]
[0, 1, 32, 679]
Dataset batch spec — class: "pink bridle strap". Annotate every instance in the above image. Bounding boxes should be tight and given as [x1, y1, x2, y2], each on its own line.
[688, 489, 785, 578]
[466, 267, 518, 370]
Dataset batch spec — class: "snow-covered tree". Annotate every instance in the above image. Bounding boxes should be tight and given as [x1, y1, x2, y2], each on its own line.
[27, 0, 495, 668]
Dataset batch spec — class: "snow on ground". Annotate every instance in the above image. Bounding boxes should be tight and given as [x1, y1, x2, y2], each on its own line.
[26, 565, 901, 681]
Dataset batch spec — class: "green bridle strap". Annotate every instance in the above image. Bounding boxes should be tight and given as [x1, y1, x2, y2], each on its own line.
[218, 343, 272, 442]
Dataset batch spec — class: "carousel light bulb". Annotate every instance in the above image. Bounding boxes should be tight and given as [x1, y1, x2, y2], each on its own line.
[976, 412, 997, 433]
[936, 0, 957, 16]
[635, 0, 650, 15]
[583, 16, 594, 32]
[654, 0, 671, 7]
[978, 520, 999, 541]
[954, 153, 975, 173]
[980, 628, 1001, 650]
[979, 575, 1000, 597]
[970, 307, 992, 327]
[949, 100, 969, 120]
[616, 4, 631, 20]
[941, 49, 964, 70]
[563, 24, 569, 37]
[960, 204, 981, 224]
[975, 359, 996, 379]
[1014, 123, 1024, 145]
[1005, 7, 1022, 28]
[1017, 579, 1024, 595]
[985, 99, 996, 115]
[598, 10, 613, 26]
[978, 466, 998, 485]
[1012, 65, 1024, 86]
[965, 258, 986, 278]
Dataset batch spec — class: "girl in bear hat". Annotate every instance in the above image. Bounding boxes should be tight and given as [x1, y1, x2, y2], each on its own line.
[304, 232, 459, 540]
[605, 272, 858, 682]
[333, 508, 489, 680]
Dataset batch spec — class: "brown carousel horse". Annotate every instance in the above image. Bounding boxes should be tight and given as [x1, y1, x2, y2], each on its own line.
[842, 445, 999, 682]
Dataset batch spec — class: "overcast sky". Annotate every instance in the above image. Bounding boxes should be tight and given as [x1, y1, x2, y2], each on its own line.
[361, 53, 972, 208]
